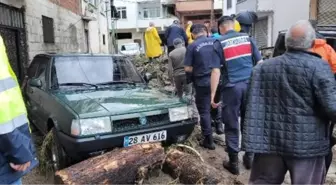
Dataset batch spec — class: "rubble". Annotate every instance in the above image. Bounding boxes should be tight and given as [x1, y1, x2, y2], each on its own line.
[132, 55, 173, 89]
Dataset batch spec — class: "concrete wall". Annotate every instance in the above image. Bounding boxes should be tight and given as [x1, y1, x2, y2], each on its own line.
[25, 0, 86, 62]
[223, 0, 237, 16]
[236, 0, 257, 12]
[272, 0, 309, 44]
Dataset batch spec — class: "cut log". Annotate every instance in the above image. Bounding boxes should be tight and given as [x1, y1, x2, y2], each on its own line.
[163, 149, 236, 184]
[55, 143, 165, 184]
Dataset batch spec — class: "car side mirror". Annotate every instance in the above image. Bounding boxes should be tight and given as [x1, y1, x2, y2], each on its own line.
[144, 72, 152, 83]
[29, 79, 42, 88]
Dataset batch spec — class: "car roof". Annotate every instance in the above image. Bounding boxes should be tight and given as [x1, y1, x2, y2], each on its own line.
[35, 53, 125, 58]
[278, 26, 336, 36]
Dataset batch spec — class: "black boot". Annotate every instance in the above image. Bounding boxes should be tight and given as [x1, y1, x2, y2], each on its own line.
[201, 135, 216, 150]
[223, 153, 239, 175]
[215, 120, 224, 135]
[243, 152, 253, 170]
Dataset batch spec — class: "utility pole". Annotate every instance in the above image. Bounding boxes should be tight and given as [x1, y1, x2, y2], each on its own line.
[210, 0, 214, 28]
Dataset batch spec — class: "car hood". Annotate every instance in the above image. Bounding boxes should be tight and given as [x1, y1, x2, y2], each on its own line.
[53, 87, 184, 118]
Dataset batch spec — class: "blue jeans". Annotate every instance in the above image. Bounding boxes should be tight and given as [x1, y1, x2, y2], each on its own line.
[11, 179, 22, 185]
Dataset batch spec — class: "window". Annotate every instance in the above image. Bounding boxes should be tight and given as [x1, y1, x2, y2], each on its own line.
[89, 0, 98, 6]
[117, 7, 127, 19]
[36, 63, 47, 78]
[227, 0, 232, 9]
[42, 16, 55, 43]
[142, 7, 160, 19]
[27, 60, 39, 78]
[100, 0, 107, 15]
[103, 34, 106, 45]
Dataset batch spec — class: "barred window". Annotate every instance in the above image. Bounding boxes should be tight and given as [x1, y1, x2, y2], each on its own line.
[227, 0, 232, 9]
[42, 16, 55, 43]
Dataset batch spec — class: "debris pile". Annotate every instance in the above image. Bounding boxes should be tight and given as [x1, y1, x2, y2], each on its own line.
[132, 55, 172, 89]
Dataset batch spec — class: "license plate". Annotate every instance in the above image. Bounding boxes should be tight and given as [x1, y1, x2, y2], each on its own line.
[123, 130, 167, 147]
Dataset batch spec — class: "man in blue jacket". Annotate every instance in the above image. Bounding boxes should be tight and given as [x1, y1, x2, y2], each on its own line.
[0, 35, 38, 184]
[165, 20, 188, 54]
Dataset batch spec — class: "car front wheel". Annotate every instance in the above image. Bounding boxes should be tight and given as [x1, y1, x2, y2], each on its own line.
[50, 127, 69, 171]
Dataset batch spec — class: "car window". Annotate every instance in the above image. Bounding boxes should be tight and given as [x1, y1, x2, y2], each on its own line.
[273, 34, 286, 57]
[35, 57, 49, 89]
[52, 56, 143, 87]
[27, 60, 39, 78]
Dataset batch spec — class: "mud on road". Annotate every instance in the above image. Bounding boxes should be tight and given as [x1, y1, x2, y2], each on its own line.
[23, 126, 336, 184]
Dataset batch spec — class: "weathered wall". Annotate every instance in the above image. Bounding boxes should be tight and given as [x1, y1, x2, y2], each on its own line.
[25, 0, 86, 62]
[236, 0, 257, 12]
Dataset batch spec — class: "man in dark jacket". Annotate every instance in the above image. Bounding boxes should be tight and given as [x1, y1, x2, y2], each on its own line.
[165, 20, 188, 54]
[210, 16, 262, 175]
[241, 20, 336, 184]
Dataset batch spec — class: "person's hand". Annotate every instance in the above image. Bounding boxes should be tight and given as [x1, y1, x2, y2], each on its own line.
[10, 161, 31, 172]
[211, 100, 222, 109]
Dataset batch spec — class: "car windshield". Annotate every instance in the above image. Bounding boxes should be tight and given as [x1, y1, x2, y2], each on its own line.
[123, 44, 139, 50]
[52, 56, 143, 87]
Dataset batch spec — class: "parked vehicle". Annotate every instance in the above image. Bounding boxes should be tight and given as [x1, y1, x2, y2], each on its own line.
[25, 53, 197, 171]
[273, 26, 336, 57]
[119, 43, 141, 56]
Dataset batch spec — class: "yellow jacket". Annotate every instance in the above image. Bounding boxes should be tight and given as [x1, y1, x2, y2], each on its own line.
[145, 27, 163, 58]
[186, 24, 193, 44]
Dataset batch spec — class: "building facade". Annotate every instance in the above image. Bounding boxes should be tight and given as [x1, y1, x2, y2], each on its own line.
[223, 0, 237, 16]
[112, 0, 177, 51]
[0, 0, 111, 82]
[82, 0, 111, 54]
[236, 0, 310, 48]
[175, 0, 223, 27]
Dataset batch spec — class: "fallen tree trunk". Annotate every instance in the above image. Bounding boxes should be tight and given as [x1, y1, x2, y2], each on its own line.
[55, 143, 165, 184]
[163, 149, 237, 184]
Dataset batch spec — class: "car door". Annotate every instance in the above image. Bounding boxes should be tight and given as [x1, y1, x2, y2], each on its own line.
[25, 58, 40, 127]
[26, 56, 50, 132]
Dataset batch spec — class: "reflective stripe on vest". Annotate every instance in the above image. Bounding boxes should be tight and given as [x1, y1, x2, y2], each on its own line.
[0, 77, 17, 92]
[0, 114, 28, 134]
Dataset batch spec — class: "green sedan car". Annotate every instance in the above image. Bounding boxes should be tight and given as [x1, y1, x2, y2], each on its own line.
[25, 53, 197, 170]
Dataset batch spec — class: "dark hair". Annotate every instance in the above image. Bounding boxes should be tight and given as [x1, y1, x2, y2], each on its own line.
[204, 20, 210, 24]
[211, 27, 218, 34]
[230, 14, 236, 19]
[191, 24, 207, 35]
[217, 16, 234, 29]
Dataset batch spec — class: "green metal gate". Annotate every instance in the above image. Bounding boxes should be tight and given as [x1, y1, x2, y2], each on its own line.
[317, 0, 336, 26]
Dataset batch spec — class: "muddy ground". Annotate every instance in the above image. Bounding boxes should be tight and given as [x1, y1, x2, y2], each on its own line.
[22, 125, 336, 184]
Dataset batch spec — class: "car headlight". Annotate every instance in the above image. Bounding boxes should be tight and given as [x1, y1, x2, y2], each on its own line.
[169, 106, 190, 122]
[71, 117, 112, 136]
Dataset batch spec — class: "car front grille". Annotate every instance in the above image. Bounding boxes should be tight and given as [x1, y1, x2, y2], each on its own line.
[112, 113, 170, 133]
